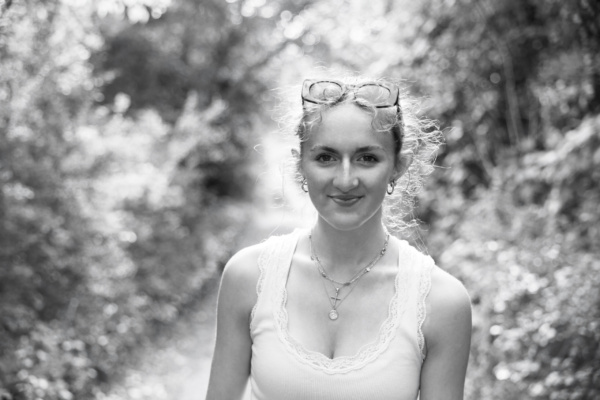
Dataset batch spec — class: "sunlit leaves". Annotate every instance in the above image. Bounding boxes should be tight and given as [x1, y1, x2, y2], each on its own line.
[431, 116, 600, 399]
[1, 0, 259, 398]
[94, 0, 171, 22]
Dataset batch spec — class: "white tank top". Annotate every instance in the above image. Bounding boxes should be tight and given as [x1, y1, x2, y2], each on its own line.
[249, 229, 434, 400]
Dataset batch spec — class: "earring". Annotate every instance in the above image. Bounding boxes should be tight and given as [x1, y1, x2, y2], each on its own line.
[387, 180, 395, 195]
[301, 178, 308, 193]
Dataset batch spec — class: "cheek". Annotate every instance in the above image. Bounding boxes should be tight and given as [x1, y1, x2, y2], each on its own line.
[374, 175, 391, 195]
[304, 167, 326, 188]
[300, 159, 319, 186]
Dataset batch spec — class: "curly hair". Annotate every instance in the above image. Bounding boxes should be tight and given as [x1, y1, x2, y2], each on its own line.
[278, 76, 442, 234]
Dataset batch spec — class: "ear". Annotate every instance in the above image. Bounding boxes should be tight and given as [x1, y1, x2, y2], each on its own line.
[291, 148, 304, 176]
[393, 151, 413, 181]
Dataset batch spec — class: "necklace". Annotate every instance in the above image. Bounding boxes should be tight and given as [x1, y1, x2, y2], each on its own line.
[309, 231, 390, 321]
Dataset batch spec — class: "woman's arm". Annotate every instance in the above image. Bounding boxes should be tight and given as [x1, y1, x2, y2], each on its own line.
[419, 267, 472, 400]
[206, 245, 262, 400]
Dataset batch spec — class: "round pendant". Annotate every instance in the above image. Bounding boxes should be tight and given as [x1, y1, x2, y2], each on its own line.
[328, 310, 339, 320]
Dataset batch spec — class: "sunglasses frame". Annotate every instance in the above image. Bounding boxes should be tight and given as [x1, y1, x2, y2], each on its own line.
[301, 79, 400, 109]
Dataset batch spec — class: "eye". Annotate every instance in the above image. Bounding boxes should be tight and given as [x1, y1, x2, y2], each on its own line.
[315, 153, 336, 163]
[358, 154, 378, 163]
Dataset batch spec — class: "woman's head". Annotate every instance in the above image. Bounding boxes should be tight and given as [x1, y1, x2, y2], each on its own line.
[287, 76, 442, 233]
[296, 101, 402, 232]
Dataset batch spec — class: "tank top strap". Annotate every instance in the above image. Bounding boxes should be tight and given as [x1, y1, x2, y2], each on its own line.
[250, 230, 300, 328]
[394, 239, 435, 360]
[416, 249, 435, 360]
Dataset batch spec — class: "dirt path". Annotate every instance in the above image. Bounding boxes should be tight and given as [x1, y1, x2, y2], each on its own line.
[101, 129, 313, 400]
[99, 276, 219, 400]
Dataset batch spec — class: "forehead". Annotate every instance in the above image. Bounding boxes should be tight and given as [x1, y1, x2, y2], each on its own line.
[307, 104, 395, 151]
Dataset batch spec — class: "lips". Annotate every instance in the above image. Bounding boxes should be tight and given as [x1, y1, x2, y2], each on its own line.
[329, 194, 362, 206]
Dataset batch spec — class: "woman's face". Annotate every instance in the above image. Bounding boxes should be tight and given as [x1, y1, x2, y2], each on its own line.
[300, 103, 400, 231]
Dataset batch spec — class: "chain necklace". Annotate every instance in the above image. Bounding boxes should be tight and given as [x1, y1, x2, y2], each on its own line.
[309, 231, 390, 321]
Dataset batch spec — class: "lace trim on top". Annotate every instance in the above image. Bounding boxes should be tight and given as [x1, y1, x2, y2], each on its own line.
[250, 236, 278, 328]
[274, 233, 415, 374]
[416, 257, 434, 360]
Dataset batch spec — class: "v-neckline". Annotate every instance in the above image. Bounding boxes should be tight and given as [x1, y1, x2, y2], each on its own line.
[274, 229, 412, 373]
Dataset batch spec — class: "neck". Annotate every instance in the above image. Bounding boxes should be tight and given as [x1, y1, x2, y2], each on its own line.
[310, 212, 389, 277]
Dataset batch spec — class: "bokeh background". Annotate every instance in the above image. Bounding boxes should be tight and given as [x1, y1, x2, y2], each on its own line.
[1, 0, 599, 399]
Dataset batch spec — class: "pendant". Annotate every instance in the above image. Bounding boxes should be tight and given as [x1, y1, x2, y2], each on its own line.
[328, 309, 339, 320]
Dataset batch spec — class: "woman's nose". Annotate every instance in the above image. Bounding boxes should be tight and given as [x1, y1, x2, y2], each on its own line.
[333, 160, 359, 191]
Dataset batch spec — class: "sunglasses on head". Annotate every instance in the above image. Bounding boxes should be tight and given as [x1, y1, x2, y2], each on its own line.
[301, 79, 400, 109]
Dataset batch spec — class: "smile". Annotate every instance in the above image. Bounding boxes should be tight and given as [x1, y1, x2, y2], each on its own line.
[329, 195, 362, 206]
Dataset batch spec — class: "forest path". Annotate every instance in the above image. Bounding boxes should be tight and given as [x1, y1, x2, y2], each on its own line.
[103, 129, 313, 400]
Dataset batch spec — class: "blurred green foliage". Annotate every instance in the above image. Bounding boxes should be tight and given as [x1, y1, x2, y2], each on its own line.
[0, 0, 292, 398]
[1, 0, 599, 399]
[431, 116, 600, 399]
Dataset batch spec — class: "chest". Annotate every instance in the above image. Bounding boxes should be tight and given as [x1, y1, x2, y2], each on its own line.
[249, 234, 424, 399]
[285, 259, 398, 359]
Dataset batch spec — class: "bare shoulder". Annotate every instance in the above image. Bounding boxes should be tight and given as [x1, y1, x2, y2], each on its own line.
[423, 265, 472, 347]
[218, 241, 269, 315]
[418, 265, 471, 400]
[222, 241, 266, 284]
[429, 265, 471, 315]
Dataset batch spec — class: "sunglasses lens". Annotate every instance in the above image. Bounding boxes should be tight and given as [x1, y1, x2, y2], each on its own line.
[356, 84, 392, 106]
[309, 81, 344, 102]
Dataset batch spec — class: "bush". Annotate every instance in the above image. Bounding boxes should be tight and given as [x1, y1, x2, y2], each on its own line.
[431, 116, 600, 400]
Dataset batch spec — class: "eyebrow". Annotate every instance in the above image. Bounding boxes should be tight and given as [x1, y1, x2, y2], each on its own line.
[309, 145, 385, 153]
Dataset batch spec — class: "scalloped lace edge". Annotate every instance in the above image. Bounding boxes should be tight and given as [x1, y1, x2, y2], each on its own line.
[417, 257, 434, 360]
[275, 237, 414, 374]
[249, 236, 277, 328]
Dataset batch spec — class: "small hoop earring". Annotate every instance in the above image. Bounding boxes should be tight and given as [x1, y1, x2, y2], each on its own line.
[387, 180, 395, 195]
[301, 179, 308, 193]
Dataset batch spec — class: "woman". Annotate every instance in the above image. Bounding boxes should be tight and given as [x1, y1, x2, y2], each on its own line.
[206, 77, 471, 400]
